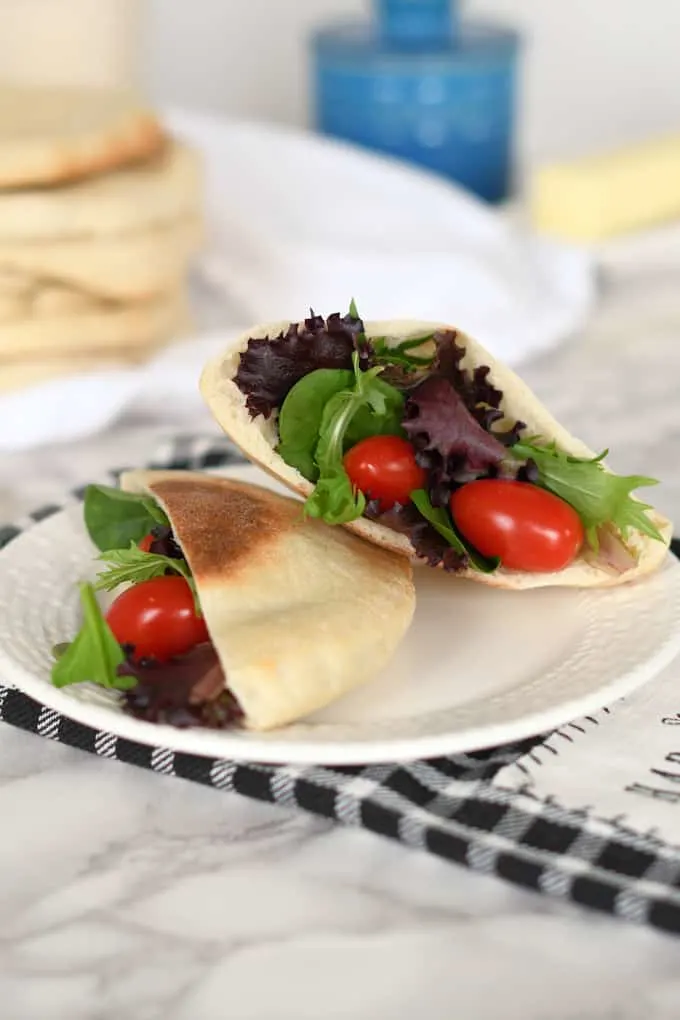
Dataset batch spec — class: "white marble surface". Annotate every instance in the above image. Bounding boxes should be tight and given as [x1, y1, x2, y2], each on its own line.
[2, 274, 680, 1018]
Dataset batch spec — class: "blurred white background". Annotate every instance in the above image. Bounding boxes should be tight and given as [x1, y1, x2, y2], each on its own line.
[146, 0, 680, 166]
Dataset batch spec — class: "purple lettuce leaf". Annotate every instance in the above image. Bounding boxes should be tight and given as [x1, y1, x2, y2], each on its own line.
[364, 500, 468, 572]
[234, 311, 372, 419]
[119, 642, 243, 729]
[403, 376, 507, 474]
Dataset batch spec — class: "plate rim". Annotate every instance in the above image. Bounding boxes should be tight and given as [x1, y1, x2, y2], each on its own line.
[2, 628, 680, 764]
[1, 480, 680, 765]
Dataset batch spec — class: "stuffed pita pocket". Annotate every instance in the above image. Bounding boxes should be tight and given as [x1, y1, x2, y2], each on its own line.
[200, 305, 671, 590]
[51, 471, 415, 731]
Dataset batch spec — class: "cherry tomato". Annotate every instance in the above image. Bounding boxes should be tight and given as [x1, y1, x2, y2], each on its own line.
[450, 480, 584, 573]
[138, 533, 154, 553]
[343, 435, 426, 511]
[106, 575, 208, 662]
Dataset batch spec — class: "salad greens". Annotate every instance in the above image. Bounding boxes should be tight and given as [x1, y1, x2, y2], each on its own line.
[512, 440, 664, 549]
[303, 354, 404, 524]
[410, 490, 500, 573]
[52, 583, 132, 691]
[51, 485, 243, 729]
[350, 294, 435, 371]
[54, 485, 204, 691]
[277, 366, 404, 485]
[84, 484, 169, 553]
[372, 334, 435, 371]
[94, 541, 201, 615]
[277, 368, 354, 481]
[235, 299, 665, 573]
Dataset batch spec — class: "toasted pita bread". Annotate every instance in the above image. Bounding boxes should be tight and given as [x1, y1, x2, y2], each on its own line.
[119, 470, 415, 731]
[200, 319, 672, 590]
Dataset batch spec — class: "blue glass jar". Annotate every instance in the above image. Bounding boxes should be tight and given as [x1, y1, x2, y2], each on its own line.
[311, 0, 521, 203]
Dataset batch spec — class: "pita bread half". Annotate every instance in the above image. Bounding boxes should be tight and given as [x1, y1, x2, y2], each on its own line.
[119, 470, 415, 732]
[0, 86, 165, 189]
[0, 140, 202, 242]
[200, 318, 672, 591]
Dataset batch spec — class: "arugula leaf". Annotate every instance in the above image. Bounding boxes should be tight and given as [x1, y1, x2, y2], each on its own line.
[94, 542, 193, 591]
[373, 334, 435, 370]
[277, 368, 353, 480]
[304, 387, 368, 524]
[94, 543, 202, 616]
[304, 355, 403, 525]
[51, 583, 134, 691]
[348, 297, 433, 370]
[410, 490, 500, 573]
[84, 484, 169, 553]
[344, 378, 404, 446]
[512, 440, 665, 548]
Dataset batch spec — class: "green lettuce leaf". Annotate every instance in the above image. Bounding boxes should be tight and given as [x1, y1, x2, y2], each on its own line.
[51, 583, 133, 691]
[512, 440, 665, 548]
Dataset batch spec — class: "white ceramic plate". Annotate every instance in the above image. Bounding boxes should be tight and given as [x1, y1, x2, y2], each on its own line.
[1, 463, 679, 765]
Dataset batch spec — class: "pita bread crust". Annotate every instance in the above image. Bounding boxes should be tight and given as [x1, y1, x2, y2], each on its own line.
[0, 86, 165, 189]
[200, 319, 671, 590]
[120, 471, 415, 731]
[0, 141, 201, 241]
[0, 287, 189, 360]
[0, 217, 203, 301]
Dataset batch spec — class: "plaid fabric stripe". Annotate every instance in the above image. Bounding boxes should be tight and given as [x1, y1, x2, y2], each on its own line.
[2, 434, 680, 938]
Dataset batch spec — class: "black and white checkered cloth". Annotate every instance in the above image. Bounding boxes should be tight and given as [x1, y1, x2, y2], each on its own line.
[2, 434, 680, 937]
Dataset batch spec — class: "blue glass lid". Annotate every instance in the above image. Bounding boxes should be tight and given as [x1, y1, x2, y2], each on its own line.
[312, 19, 520, 65]
[377, 0, 458, 45]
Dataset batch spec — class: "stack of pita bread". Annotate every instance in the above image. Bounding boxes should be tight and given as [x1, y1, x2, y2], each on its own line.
[0, 87, 204, 394]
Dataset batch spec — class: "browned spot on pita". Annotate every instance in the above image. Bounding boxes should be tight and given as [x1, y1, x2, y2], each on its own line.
[148, 476, 301, 582]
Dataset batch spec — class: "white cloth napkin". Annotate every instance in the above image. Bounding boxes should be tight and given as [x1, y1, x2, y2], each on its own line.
[0, 108, 595, 452]
[496, 661, 680, 846]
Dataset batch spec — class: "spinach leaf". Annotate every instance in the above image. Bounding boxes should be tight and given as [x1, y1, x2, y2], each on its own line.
[277, 360, 406, 485]
[84, 484, 169, 553]
[277, 369, 353, 481]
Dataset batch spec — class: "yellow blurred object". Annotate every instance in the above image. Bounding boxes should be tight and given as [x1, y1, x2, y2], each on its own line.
[531, 135, 680, 242]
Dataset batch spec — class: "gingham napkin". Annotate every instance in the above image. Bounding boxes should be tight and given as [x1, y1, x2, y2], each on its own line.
[2, 434, 680, 938]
